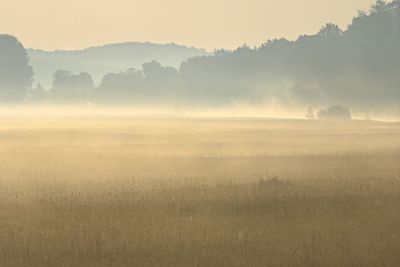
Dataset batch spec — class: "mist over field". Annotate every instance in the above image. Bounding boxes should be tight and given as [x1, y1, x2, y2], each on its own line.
[1, 1, 399, 120]
[0, 1, 399, 266]
[0, 115, 399, 266]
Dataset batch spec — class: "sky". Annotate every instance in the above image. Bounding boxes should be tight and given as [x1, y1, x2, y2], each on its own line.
[0, 0, 374, 51]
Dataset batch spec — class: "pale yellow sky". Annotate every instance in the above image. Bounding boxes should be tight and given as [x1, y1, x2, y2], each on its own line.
[0, 0, 374, 51]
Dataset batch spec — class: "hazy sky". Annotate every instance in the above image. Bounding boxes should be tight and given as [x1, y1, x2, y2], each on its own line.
[0, 0, 374, 51]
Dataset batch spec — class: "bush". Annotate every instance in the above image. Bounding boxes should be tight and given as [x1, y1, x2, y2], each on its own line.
[317, 105, 352, 120]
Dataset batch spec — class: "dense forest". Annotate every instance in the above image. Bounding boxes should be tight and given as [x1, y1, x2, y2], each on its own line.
[0, 0, 399, 116]
[28, 43, 209, 89]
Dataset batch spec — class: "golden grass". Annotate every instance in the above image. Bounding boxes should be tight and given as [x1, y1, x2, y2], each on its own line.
[0, 116, 399, 266]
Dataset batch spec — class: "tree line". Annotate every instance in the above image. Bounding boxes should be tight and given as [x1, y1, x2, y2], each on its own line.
[1, 1, 399, 115]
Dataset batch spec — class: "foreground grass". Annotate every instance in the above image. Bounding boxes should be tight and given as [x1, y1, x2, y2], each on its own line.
[1, 176, 399, 267]
[0, 117, 399, 266]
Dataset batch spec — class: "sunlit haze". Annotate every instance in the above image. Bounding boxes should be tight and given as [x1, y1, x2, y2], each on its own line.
[0, 0, 374, 50]
[0, 1, 399, 265]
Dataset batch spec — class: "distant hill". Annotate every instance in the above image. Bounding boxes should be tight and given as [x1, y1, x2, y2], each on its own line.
[28, 42, 210, 88]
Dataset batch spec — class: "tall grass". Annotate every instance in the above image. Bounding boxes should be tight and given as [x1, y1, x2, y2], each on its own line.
[0, 117, 399, 266]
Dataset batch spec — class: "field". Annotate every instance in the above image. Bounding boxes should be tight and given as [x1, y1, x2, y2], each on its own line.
[0, 115, 399, 266]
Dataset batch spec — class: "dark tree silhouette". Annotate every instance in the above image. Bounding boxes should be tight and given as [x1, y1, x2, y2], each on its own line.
[51, 70, 94, 102]
[318, 23, 343, 37]
[32, 0, 398, 114]
[90, 1, 399, 112]
[0, 34, 33, 102]
[317, 105, 352, 120]
[97, 68, 144, 103]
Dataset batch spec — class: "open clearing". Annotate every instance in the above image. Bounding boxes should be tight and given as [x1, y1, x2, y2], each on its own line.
[0, 116, 399, 266]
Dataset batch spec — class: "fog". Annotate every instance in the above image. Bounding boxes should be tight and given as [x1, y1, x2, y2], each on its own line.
[1, 2, 400, 266]
[0, 1, 399, 121]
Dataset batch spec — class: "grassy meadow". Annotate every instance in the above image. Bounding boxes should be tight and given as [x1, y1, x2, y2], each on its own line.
[0, 116, 399, 266]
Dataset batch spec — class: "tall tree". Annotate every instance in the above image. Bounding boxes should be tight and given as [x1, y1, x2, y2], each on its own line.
[0, 34, 33, 102]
